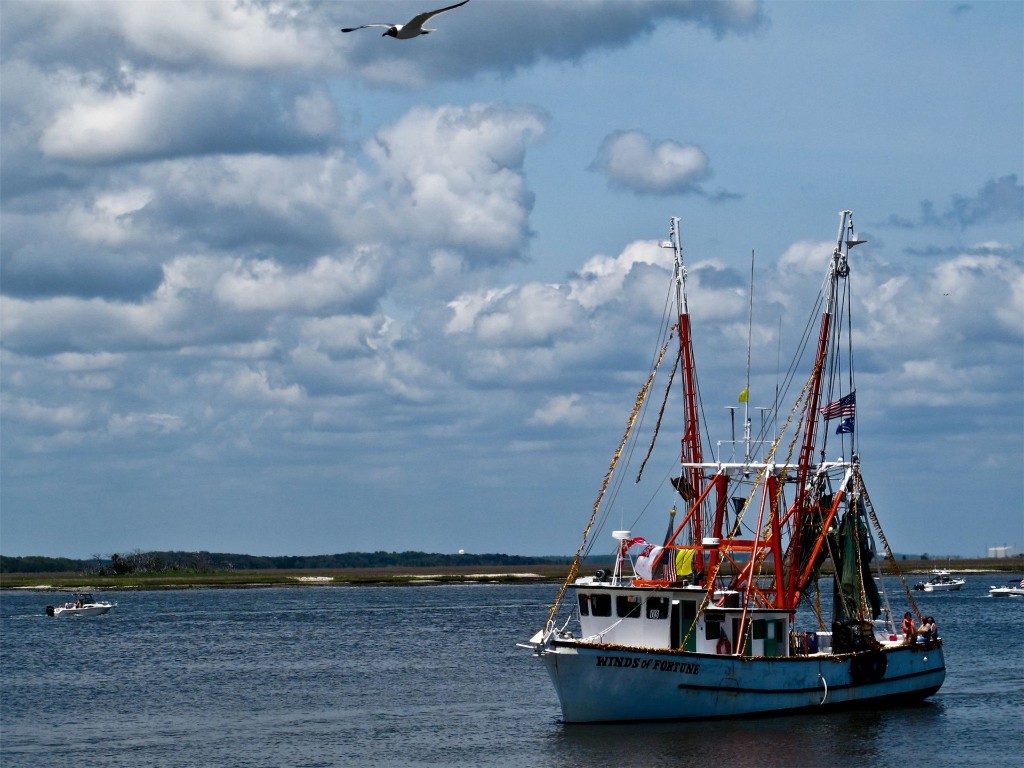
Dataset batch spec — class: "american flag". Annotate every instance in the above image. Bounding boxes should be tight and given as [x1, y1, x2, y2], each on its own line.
[820, 391, 856, 420]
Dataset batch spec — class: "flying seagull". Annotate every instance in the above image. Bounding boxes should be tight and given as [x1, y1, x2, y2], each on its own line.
[341, 0, 470, 39]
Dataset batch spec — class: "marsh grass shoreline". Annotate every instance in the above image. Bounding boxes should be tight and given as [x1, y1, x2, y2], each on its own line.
[2, 558, 1020, 592]
[0, 564, 573, 591]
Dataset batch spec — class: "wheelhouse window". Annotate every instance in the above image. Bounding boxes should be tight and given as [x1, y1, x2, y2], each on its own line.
[705, 617, 723, 641]
[590, 593, 612, 617]
[577, 593, 590, 616]
[752, 619, 767, 640]
[616, 594, 641, 619]
[646, 597, 669, 620]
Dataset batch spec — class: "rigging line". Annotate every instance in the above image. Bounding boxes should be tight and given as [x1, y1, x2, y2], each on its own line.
[736, 465, 772, 650]
[625, 480, 663, 534]
[849, 483, 870, 621]
[604, 271, 677, 504]
[627, 458, 685, 534]
[744, 249, 755, 460]
[774, 316, 782, 453]
[822, 513, 857, 622]
[680, 538, 733, 651]
[726, 397, 803, 545]
[635, 346, 680, 483]
[764, 352, 832, 600]
[746, 249, 755, 393]
[599, 384, 655, 547]
[546, 338, 672, 628]
[588, 333, 674, 558]
[654, 272, 677, 366]
[676, 379, 810, 646]
[823, 277, 858, 460]
[844, 273, 856, 406]
[682, 364, 819, 645]
[857, 472, 922, 619]
[814, 578, 825, 631]
[604, 319, 680, 536]
[753, 284, 826, 464]
[730, 349, 823, 543]
[625, 402, 689, 536]
[630, 284, 678, 454]
[869, 509, 896, 632]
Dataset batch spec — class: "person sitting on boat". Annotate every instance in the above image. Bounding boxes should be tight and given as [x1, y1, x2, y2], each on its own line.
[924, 616, 938, 641]
[916, 616, 935, 643]
[901, 612, 915, 643]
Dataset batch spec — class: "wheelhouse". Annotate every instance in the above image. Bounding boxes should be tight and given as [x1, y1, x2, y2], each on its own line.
[572, 580, 793, 657]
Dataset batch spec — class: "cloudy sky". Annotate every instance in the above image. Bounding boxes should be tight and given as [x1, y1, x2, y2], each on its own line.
[2, 0, 1021, 560]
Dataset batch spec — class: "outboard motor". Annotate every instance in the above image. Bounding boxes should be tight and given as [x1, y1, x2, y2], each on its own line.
[45, 606, 55, 616]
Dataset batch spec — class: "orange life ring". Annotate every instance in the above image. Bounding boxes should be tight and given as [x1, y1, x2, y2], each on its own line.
[716, 636, 732, 655]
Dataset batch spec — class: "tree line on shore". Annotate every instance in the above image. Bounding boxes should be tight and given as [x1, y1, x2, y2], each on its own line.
[0, 550, 575, 575]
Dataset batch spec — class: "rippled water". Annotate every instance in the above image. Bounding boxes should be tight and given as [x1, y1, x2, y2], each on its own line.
[2, 578, 1021, 767]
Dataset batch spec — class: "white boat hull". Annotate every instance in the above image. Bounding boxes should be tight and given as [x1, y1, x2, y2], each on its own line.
[915, 571, 966, 592]
[989, 587, 1024, 597]
[921, 581, 964, 592]
[48, 604, 115, 617]
[537, 641, 945, 722]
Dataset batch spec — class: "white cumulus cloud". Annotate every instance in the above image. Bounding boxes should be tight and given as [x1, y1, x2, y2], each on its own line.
[591, 130, 710, 195]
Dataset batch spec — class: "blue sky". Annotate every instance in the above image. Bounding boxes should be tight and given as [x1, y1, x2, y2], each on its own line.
[1, 0, 1021, 560]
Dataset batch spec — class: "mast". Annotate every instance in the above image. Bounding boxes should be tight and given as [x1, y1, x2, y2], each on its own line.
[782, 210, 863, 607]
[667, 218, 705, 556]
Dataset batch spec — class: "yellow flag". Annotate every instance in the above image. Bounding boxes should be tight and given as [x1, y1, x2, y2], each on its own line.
[676, 549, 695, 577]
[738, 387, 749, 403]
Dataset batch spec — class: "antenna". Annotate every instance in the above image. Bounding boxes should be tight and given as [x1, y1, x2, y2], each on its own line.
[744, 249, 755, 461]
[725, 406, 737, 462]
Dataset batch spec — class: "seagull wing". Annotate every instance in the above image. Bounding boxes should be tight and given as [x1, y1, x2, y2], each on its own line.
[404, 0, 470, 33]
[341, 24, 394, 33]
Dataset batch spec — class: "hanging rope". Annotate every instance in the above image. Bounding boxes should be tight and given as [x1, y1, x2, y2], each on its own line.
[636, 344, 680, 483]
[846, 481, 867, 622]
[858, 472, 922, 619]
[545, 336, 675, 630]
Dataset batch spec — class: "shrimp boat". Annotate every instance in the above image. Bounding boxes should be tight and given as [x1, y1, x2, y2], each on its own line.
[522, 212, 945, 722]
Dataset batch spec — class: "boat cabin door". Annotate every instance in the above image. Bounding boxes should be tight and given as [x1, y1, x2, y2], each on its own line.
[671, 599, 698, 651]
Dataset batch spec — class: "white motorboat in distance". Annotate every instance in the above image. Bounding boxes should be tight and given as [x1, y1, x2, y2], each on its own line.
[988, 579, 1024, 597]
[46, 593, 116, 617]
[913, 570, 966, 592]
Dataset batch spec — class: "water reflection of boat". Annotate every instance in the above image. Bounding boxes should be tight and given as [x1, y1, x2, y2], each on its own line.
[522, 212, 945, 722]
[913, 570, 966, 592]
[46, 593, 116, 617]
[988, 579, 1024, 597]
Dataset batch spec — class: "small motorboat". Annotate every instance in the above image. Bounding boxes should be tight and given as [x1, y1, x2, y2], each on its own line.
[988, 579, 1024, 598]
[45, 593, 116, 617]
[913, 570, 966, 592]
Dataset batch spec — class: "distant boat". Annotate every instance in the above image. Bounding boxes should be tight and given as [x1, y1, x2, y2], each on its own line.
[988, 579, 1024, 598]
[521, 212, 945, 722]
[46, 593, 116, 617]
[913, 570, 966, 592]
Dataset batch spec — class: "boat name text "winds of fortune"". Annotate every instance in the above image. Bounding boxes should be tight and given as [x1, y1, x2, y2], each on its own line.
[595, 656, 700, 675]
